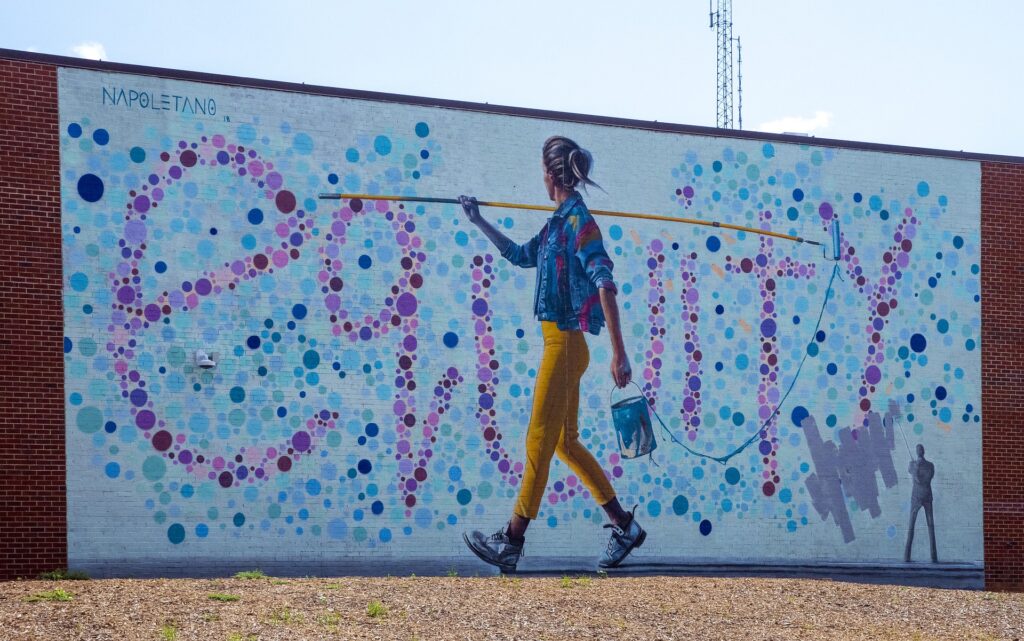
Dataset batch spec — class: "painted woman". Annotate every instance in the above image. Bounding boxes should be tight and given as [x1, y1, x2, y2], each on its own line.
[460, 136, 645, 572]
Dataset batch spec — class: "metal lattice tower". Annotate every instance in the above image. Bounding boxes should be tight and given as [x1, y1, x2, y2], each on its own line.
[709, 0, 742, 129]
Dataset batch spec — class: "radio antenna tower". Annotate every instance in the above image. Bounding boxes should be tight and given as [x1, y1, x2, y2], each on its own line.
[709, 0, 743, 129]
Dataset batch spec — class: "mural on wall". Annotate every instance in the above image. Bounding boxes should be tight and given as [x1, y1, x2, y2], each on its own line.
[60, 68, 982, 567]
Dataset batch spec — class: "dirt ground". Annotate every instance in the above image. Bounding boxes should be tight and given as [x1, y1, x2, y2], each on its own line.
[0, 574, 1021, 640]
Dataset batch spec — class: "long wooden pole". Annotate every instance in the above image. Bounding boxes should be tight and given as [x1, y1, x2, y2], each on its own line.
[318, 193, 823, 247]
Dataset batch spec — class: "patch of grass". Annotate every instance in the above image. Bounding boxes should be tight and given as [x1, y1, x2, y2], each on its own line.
[367, 600, 388, 618]
[596, 570, 609, 579]
[160, 623, 178, 641]
[318, 611, 342, 626]
[233, 569, 267, 580]
[38, 568, 90, 581]
[324, 582, 342, 590]
[226, 633, 258, 641]
[446, 567, 458, 577]
[560, 575, 592, 589]
[201, 612, 220, 623]
[208, 593, 241, 602]
[267, 607, 299, 624]
[270, 579, 289, 585]
[25, 588, 73, 602]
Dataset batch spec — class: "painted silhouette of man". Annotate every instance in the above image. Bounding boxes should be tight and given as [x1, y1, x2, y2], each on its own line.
[903, 443, 937, 562]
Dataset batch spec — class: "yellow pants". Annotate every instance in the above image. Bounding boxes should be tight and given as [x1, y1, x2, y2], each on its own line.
[514, 321, 616, 519]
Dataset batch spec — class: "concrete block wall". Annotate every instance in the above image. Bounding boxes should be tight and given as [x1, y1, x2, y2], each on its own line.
[0, 50, 1021, 589]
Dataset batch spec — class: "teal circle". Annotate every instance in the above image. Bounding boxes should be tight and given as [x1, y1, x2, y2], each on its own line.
[373, 135, 392, 156]
[415, 122, 430, 137]
[76, 407, 102, 434]
[725, 467, 740, 485]
[142, 455, 166, 481]
[129, 147, 146, 163]
[230, 386, 245, 403]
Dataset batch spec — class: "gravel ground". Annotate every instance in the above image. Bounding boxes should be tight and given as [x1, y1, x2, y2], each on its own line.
[1, 575, 1021, 640]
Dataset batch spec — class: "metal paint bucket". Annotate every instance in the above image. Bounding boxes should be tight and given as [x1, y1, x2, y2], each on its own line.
[610, 382, 658, 459]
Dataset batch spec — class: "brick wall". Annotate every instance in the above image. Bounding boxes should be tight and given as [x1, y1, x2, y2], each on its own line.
[980, 161, 1024, 591]
[0, 59, 66, 580]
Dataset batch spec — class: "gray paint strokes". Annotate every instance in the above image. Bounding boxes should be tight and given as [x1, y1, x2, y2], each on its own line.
[803, 402, 901, 543]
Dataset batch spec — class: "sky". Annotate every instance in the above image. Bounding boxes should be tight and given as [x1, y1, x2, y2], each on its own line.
[2, 0, 1021, 157]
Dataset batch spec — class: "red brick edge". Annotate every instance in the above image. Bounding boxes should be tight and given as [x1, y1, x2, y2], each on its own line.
[981, 161, 1024, 591]
[0, 59, 66, 580]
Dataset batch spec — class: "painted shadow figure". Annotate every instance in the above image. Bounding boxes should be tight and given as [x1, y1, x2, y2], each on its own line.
[904, 443, 937, 562]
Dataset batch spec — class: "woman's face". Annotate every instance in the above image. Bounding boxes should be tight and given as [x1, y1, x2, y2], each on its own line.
[542, 158, 556, 201]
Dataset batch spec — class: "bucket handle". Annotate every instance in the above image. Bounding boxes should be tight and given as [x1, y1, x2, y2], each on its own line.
[609, 380, 648, 407]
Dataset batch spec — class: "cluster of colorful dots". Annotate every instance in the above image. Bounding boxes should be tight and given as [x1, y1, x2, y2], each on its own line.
[724, 211, 816, 497]
[820, 202, 917, 423]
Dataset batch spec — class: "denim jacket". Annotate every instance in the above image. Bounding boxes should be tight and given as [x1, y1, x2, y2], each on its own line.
[500, 191, 617, 335]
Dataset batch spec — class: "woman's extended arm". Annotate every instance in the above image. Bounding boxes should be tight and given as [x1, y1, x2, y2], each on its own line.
[599, 288, 632, 388]
[460, 195, 542, 268]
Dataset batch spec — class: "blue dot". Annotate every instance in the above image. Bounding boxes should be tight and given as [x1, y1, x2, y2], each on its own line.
[77, 174, 104, 202]
[455, 231, 468, 246]
[935, 386, 947, 401]
[672, 495, 689, 515]
[917, 181, 930, 197]
[346, 148, 360, 163]
[374, 135, 392, 156]
[292, 304, 307, 320]
[953, 235, 964, 249]
[787, 207, 799, 221]
[792, 188, 804, 202]
[357, 459, 372, 474]
[762, 143, 775, 158]
[130, 146, 146, 163]
[233, 512, 245, 527]
[869, 195, 883, 211]
[306, 479, 322, 496]
[827, 363, 838, 375]
[327, 173, 339, 185]
[67, 123, 82, 138]
[196, 523, 209, 538]
[358, 255, 372, 269]
[699, 519, 713, 536]
[457, 489, 472, 505]
[247, 335, 261, 349]
[609, 225, 622, 241]
[443, 332, 459, 348]
[420, 149, 429, 159]
[415, 122, 430, 138]
[380, 528, 393, 542]
[154, 261, 167, 273]
[167, 523, 186, 544]
[105, 462, 120, 478]
[293, 132, 314, 155]
[791, 405, 809, 428]
[910, 333, 927, 353]
[247, 208, 264, 225]
[712, 160, 723, 172]
[853, 192, 863, 203]
[706, 236, 721, 252]
[725, 467, 740, 485]
[93, 129, 110, 145]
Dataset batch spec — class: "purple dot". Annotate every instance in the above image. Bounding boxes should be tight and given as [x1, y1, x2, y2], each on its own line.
[168, 166, 182, 180]
[819, 202, 834, 220]
[471, 298, 488, 317]
[760, 318, 777, 338]
[396, 292, 418, 317]
[124, 219, 147, 244]
[403, 335, 418, 352]
[194, 279, 212, 296]
[117, 286, 136, 305]
[218, 471, 234, 488]
[865, 365, 882, 385]
[136, 410, 156, 430]
[359, 326, 372, 340]
[178, 450, 193, 465]
[687, 376, 702, 391]
[130, 388, 148, 407]
[758, 440, 773, 455]
[144, 304, 161, 322]
[479, 394, 494, 410]
[292, 430, 311, 451]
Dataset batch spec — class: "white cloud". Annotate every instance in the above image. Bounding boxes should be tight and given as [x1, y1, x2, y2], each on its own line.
[71, 41, 107, 60]
[756, 111, 833, 135]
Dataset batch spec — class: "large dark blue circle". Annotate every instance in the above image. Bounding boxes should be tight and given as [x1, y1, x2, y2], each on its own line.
[910, 333, 927, 353]
[77, 174, 104, 202]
